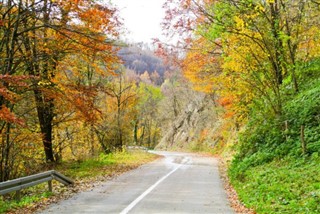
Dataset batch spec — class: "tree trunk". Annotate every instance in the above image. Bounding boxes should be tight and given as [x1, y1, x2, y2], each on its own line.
[90, 124, 95, 156]
[133, 119, 139, 145]
[270, 0, 284, 86]
[0, 123, 12, 181]
[139, 125, 145, 146]
[116, 95, 123, 150]
[34, 89, 55, 162]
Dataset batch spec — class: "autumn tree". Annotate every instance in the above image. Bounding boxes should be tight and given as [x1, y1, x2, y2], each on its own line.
[0, 0, 121, 169]
[163, 0, 320, 117]
[99, 70, 137, 152]
[16, 0, 120, 162]
[134, 83, 163, 148]
[0, 0, 36, 180]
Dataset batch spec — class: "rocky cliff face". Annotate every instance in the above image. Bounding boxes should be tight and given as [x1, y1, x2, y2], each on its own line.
[156, 93, 218, 150]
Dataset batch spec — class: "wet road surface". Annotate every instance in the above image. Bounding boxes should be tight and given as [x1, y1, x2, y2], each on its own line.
[39, 151, 234, 214]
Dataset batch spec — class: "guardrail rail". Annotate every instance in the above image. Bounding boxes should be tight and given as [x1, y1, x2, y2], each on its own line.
[0, 170, 74, 201]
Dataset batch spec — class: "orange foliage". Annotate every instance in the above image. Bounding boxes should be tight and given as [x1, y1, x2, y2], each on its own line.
[182, 37, 222, 93]
[49, 0, 120, 124]
[0, 105, 24, 126]
[217, 96, 233, 108]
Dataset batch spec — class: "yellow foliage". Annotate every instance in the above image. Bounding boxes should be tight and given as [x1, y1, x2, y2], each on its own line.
[182, 38, 222, 93]
[298, 26, 320, 59]
[234, 16, 245, 31]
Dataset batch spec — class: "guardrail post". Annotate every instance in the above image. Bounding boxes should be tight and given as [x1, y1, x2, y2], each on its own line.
[15, 190, 21, 201]
[48, 180, 53, 192]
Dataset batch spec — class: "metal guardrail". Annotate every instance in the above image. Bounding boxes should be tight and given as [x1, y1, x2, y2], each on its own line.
[0, 170, 74, 201]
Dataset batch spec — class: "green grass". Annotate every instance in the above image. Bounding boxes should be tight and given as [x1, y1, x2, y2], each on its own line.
[0, 191, 53, 213]
[0, 150, 158, 213]
[57, 151, 157, 179]
[229, 154, 320, 213]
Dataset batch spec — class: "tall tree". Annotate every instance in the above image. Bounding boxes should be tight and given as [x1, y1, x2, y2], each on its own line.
[135, 83, 163, 148]
[105, 71, 137, 151]
[4, 0, 121, 162]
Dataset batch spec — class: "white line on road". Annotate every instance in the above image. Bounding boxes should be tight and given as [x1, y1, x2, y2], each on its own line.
[120, 164, 182, 214]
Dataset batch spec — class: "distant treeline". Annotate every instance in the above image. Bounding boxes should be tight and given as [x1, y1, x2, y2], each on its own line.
[118, 44, 168, 76]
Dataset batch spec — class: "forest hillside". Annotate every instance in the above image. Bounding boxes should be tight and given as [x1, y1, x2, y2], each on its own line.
[158, 0, 320, 213]
[118, 44, 168, 77]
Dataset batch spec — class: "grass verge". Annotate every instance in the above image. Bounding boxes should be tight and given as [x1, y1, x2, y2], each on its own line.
[0, 150, 158, 214]
[229, 154, 320, 213]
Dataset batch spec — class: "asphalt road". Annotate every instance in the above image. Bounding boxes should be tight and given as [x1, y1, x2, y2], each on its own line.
[40, 151, 234, 214]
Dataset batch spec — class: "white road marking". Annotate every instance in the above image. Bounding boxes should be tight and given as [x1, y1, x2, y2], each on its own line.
[120, 164, 182, 214]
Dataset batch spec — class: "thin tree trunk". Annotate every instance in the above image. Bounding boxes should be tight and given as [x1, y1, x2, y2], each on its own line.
[133, 119, 138, 145]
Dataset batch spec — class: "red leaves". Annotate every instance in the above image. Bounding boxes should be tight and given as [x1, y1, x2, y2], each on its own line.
[217, 96, 236, 119]
[0, 74, 32, 87]
[58, 83, 101, 124]
[0, 88, 16, 103]
[0, 74, 34, 126]
[0, 105, 24, 126]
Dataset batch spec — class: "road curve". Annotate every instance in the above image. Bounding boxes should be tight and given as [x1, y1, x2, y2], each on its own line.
[39, 151, 234, 214]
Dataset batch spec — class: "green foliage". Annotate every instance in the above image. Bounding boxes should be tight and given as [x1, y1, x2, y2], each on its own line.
[285, 81, 320, 126]
[283, 79, 320, 155]
[229, 157, 320, 213]
[236, 113, 285, 162]
[297, 59, 320, 90]
[229, 59, 320, 213]
[138, 83, 164, 104]
[234, 66, 320, 164]
[0, 198, 10, 214]
[135, 83, 163, 148]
